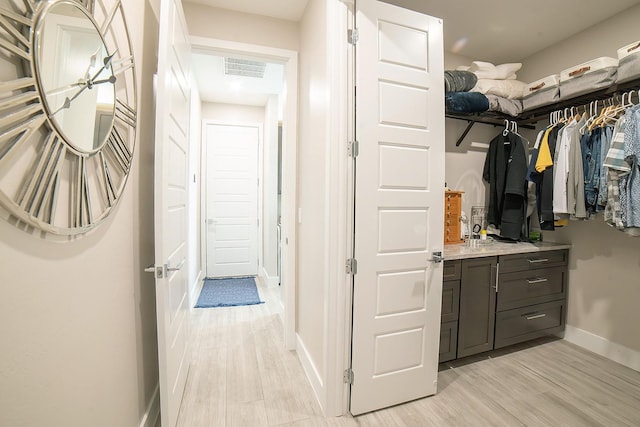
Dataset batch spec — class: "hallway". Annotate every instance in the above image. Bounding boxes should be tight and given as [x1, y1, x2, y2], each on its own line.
[175, 281, 331, 426]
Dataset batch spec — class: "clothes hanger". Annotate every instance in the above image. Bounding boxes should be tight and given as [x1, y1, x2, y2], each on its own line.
[502, 119, 509, 137]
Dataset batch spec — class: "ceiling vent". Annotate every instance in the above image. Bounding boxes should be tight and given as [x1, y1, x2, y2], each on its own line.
[224, 57, 267, 78]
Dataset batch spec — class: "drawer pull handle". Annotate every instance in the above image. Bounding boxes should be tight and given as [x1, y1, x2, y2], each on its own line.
[527, 258, 549, 264]
[527, 277, 548, 284]
[524, 313, 547, 321]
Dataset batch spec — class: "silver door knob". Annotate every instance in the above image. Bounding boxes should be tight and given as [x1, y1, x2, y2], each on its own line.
[430, 251, 444, 263]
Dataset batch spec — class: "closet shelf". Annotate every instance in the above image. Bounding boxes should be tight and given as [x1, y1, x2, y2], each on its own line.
[447, 76, 640, 146]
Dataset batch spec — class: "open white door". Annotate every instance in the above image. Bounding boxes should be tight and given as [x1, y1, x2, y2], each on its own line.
[205, 123, 260, 278]
[153, 0, 192, 425]
[350, 0, 445, 415]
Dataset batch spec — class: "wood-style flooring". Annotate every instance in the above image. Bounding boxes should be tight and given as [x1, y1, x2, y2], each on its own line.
[172, 279, 640, 426]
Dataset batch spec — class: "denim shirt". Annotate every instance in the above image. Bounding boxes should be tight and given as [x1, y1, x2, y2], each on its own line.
[621, 105, 640, 227]
[581, 127, 602, 215]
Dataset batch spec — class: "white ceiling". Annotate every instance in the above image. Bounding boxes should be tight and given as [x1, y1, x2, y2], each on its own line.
[187, 0, 640, 106]
[183, 0, 310, 22]
[192, 53, 284, 106]
[393, 0, 640, 63]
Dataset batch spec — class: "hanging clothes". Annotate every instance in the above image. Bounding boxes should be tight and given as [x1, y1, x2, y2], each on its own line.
[483, 131, 529, 240]
[531, 123, 564, 230]
[621, 104, 640, 232]
[603, 117, 628, 229]
[567, 116, 588, 219]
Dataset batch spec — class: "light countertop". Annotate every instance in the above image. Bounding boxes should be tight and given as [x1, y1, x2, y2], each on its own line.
[444, 240, 572, 261]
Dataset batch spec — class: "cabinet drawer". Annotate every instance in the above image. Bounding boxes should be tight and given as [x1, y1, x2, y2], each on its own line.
[441, 280, 460, 323]
[443, 260, 461, 281]
[439, 320, 458, 363]
[499, 249, 568, 274]
[497, 266, 567, 311]
[495, 300, 566, 349]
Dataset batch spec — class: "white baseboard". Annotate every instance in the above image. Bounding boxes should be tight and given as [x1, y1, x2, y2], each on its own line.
[189, 271, 204, 308]
[139, 384, 160, 427]
[296, 334, 326, 413]
[563, 325, 640, 372]
[260, 266, 280, 287]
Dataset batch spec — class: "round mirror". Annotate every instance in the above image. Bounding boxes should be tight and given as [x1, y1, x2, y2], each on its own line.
[35, 0, 116, 154]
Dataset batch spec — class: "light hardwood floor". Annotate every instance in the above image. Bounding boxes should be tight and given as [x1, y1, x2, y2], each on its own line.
[171, 279, 640, 426]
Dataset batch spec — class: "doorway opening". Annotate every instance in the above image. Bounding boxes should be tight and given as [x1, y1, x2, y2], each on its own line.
[190, 37, 298, 350]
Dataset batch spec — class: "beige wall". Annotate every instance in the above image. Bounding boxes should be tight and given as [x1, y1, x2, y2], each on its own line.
[520, 5, 640, 353]
[201, 102, 266, 124]
[183, 3, 299, 52]
[520, 4, 640, 83]
[297, 0, 328, 379]
[0, 1, 160, 426]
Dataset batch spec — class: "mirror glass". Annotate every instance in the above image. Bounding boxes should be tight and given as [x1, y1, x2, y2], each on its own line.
[36, 1, 115, 153]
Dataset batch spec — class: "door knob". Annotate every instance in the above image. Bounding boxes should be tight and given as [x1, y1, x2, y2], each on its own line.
[430, 251, 444, 263]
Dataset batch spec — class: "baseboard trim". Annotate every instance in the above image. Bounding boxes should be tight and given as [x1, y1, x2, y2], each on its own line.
[563, 325, 640, 372]
[139, 384, 160, 427]
[189, 271, 204, 308]
[260, 267, 280, 287]
[296, 334, 326, 413]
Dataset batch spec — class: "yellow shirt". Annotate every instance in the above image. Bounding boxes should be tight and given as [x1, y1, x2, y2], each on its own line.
[535, 126, 555, 172]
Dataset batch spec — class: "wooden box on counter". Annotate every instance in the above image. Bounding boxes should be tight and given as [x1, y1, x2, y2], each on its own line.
[444, 190, 464, 245]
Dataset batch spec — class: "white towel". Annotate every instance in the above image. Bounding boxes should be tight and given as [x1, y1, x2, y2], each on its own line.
[471, 79, 527, 100]
[469, 61, 522, 80]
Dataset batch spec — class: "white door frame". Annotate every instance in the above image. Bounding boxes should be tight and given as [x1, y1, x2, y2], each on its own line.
[202, 120, 263, 279]
[190, 36, 299, 350]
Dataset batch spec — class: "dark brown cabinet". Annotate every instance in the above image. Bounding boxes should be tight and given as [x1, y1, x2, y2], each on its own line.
[494, 250, 568, 349]
[457, 257, 497, 358]
[439, 260, 460, 363]
[439, 249, 568, 363]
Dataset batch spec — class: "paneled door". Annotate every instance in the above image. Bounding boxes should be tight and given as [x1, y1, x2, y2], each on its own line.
[153, 0, 192, 425]
[350, 0, 445, 415]
[205, 123, 260, 278]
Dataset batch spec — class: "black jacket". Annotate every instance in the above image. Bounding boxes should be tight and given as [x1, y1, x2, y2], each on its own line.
[483, 132, 529, 240]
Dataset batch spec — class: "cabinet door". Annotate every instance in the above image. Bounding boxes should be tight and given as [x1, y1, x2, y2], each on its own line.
[457, 257, 497, 358]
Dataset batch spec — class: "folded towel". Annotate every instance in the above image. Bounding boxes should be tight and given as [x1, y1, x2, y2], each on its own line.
[444, 70, 478, 92]
[445, 92, 489, 113]
[469, 61, 522, 80]
[471, 79, 527, 100]
[486, 95, 523, 117]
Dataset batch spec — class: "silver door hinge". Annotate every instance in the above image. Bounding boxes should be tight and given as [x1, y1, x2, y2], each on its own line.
[343, 368, 354, 384]
[348, 140, 359, 158]
[348, 28, 359, 45]
[346, 258, 358, 275]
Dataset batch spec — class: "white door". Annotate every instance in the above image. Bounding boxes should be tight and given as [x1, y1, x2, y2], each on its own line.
[205, 123, 260, 278]
[153, 0, 192, 425]
[350, 0, 445, 415]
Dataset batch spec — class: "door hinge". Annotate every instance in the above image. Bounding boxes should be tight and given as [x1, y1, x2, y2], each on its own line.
[343, 368, 354, 384]
[348, 140, 359, 158]
[348, 28, 359, 45]
[346, 258, 358, 275]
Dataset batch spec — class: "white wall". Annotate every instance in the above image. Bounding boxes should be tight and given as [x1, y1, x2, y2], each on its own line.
[188, 81, 203, 306]
[297, 0, 328, 396]
[183, 3, 299, 52]
[520, 5, 640, 357]
[0, 1, 160, 426]
[262, 95, 280, 283]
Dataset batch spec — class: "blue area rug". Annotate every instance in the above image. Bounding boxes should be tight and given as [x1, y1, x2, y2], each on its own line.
[195, 277, 264, 308]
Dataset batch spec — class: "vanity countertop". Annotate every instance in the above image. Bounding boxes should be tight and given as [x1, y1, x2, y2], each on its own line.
[444, 241, 572, 261]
